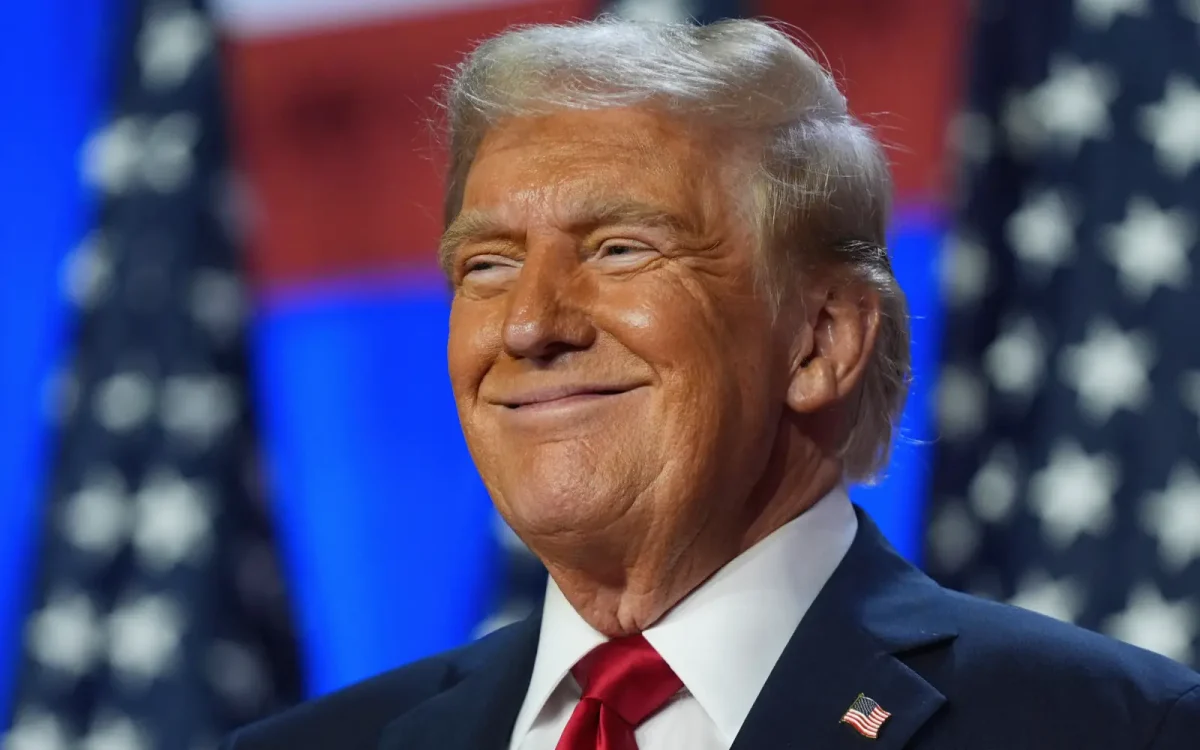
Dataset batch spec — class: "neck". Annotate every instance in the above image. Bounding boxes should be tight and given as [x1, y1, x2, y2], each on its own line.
[540, 429, 842, 637]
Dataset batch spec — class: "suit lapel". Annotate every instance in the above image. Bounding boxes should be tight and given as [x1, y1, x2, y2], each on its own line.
[731, 509, 956, 750]
[377, 612, 541, 750]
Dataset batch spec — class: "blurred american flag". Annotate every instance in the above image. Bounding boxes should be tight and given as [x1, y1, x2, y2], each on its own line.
[929, 0, 1200, 669]
[4, 0, 302, 747]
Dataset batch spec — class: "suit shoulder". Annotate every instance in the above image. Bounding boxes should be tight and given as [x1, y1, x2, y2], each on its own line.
[891, 587, 1200, 747]
[224, 624, 529, 750]
[938, 588, 1199, 705]
[224, 655, 448, 750]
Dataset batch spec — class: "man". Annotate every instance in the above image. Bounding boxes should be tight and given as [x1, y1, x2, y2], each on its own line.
[223, 17, 1200, 750]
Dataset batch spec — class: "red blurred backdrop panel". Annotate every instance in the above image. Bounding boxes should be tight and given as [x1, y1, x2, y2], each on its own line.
[223, 0, 599, 292]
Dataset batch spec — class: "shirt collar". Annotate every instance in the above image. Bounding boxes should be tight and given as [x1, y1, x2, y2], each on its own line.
[510, 486, 858, 745]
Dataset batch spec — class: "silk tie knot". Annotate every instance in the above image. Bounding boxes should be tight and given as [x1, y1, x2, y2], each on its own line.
[571, 634, 683, 727]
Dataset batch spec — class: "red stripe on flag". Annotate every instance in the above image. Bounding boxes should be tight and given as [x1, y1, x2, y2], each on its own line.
[843, 706, 891, 738]
[222, 0, 597, 291]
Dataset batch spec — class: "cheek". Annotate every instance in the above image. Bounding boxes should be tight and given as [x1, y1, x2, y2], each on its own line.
[603, 277, 782, 452]
[447, 300, 501, 401]
[598, 288, 733, 448]
[604, 274, 771, 383]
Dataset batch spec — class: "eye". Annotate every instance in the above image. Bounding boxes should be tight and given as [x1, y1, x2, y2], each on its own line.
[465, 258, 499, 273]
[458, 254, 521, 290]
[594, 241, 657, 263]
[461, 254, 518, 276]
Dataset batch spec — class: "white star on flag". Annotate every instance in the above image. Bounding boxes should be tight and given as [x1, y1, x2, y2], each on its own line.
[1141, 464, 1200, 571]
[1184, 0, 1200, 24]
[936, 366, 988, 439]
[25, 589, 104, 677]
[138, 2, 213, 90]
[1058, 319, 1155, 423]
[1005, 188, 1078, 277]
[3, 709, 74, 750]
[133, 469, 214, 571]
[93, 370, 156, 434]
[968, 444, 1020, 523]
[1029, 441, 1119, 548]
[1104, 583, 1199, 664]
[984, 316, 1046, 398]
[1074, 0, 1150, 28]
[1009, 571, 1088, 623]
[940, 230, 992, 307]
[189, 267, 247, 343]
[82, 116, 147, 194]
[141, 111, 200, 194]
[160, 374, 240, 448]
[1139, 75, 1200, 177]
[61, 231, 114, 310]
[60, 466, 132, 558]
[1101, 196, 1195, 299]
[928, 501, 982, 572]
[1007, 57, 1118, 154]
[107, 594, 185, 685]
[80, 715, 151, 750]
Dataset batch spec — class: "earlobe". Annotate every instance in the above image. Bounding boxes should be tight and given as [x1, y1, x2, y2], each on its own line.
[786, 356, 838, 413]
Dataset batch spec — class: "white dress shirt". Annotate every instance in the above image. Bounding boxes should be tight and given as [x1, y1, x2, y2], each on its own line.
[508, 486, 858, 750]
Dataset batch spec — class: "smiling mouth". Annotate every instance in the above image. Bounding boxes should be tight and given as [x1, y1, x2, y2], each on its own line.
[497, 385, 644, 410]
[507, 391, 624, 410]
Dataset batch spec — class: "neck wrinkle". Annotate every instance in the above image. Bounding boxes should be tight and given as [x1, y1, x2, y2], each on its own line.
[537, 412, 841, 637]
[543, 461, 841, 637]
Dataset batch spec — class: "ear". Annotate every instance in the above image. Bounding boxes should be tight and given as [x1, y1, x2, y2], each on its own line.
[785, 280, 882, 415]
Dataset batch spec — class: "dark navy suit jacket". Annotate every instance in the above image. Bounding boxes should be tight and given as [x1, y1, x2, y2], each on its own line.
[223, 508, 1200, 749]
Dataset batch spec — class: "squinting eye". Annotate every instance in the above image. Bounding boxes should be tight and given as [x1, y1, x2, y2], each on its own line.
[461, 255, 518, 278]
[465, 260, 498, 273]
[596, 242, 654, 260]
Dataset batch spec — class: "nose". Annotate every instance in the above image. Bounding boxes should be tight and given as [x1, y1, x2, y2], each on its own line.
[502, 242, 596, 362]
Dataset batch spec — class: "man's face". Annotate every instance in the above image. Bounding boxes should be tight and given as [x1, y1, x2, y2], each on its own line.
[445, 107, 793, 553]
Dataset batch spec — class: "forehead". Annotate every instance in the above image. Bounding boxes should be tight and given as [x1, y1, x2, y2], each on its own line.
[460, 108, 733, 220]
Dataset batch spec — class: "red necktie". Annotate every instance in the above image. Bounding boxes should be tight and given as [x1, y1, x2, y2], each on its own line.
[554, 635, 684, 750]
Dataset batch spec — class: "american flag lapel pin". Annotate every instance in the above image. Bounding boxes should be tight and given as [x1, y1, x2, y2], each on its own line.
[840, 693, 892, 739]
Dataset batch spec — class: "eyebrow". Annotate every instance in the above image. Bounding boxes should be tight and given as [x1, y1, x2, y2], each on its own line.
[437, 197, 701, 272]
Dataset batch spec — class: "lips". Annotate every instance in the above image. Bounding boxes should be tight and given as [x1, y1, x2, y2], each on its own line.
[495, 384, 642, 408]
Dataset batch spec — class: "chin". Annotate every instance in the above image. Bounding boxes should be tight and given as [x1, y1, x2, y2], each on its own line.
[495, 465, 638, 540]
